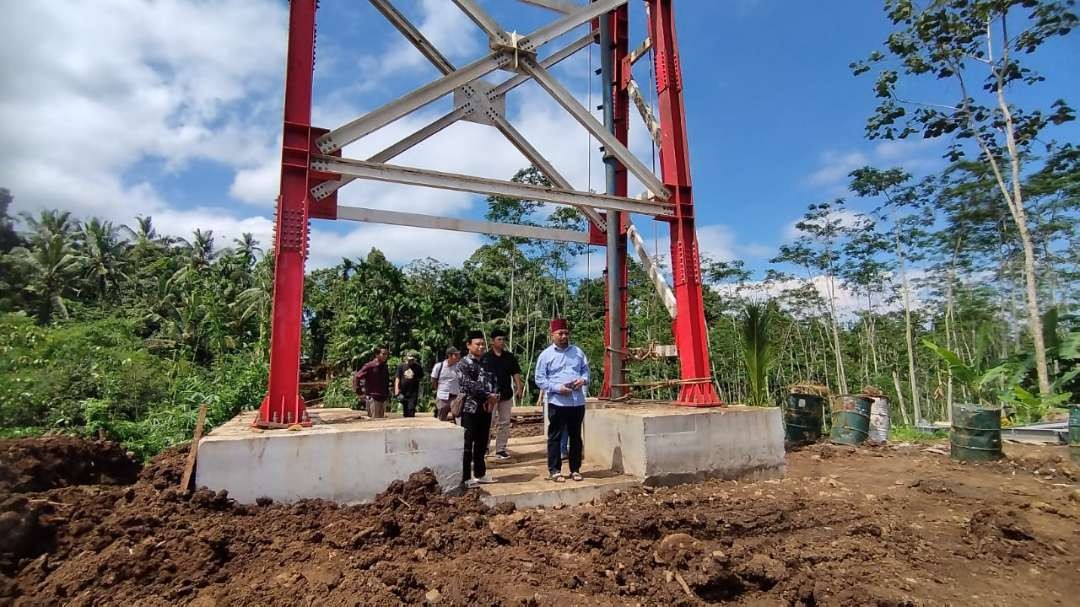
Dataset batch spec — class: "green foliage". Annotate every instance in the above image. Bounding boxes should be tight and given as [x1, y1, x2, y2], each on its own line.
[741, 301, 777, 405]
[323, 377, 359, 410]
[0, 314, 174, 429]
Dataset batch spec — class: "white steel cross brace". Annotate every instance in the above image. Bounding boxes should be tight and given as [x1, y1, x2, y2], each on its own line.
[311, 155, 669, 216]
[369, 0, 605, 228]
[316, 0, 626, 153]
[309, 32, 595, 202]
[446, 0, 670, 199]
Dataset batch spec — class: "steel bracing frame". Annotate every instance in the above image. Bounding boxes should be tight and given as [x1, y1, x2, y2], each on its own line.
[257, 0, 720, 427]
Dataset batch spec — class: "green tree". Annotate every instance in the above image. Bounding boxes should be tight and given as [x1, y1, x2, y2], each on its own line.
[854, 0, 1078, 396]
[79, 218, 129, 302]
[741, 301, 777, 405]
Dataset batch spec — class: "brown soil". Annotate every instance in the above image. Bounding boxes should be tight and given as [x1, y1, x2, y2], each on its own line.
[2, 437, 1078, 606]
[509, 418, 543, 438]
[0, 437, 140, 493]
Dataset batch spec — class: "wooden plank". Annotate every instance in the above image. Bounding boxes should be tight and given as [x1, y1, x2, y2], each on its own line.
[179, 404, 208, 492]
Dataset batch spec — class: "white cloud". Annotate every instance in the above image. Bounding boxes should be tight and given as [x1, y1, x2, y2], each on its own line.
[357, 0, 483, 79]
[804, 139, 945, 193]
[153, 208, 275, 254]
[805, 151, 869, 188]
[0, 0, 286, 232]
[783, 208, 868, 239]
[308, 223, 484, 269]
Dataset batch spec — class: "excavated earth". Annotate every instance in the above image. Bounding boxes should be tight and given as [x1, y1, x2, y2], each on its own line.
[1, 435, 1079, 606]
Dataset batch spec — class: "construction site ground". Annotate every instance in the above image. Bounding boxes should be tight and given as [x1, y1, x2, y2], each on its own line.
[2, 424, 1079, 606]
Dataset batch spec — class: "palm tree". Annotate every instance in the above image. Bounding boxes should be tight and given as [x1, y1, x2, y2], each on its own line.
[122, 215, 164, 251]
[169, 229, 216, 288]
[10, 231, 81, 324]
[79, 218, 129, 301]
[21, 209, 78, 245]
[232, 233, 262, 268]
[741, 300, 777, 405]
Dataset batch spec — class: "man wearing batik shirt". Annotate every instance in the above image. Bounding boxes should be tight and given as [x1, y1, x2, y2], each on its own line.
[458, 330, 499, 488]
[534, 319, 589, 482]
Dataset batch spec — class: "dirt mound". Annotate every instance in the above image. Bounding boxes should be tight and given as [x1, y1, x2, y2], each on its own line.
[2, 438, 1078, 605]
[0, 437, 140, 493]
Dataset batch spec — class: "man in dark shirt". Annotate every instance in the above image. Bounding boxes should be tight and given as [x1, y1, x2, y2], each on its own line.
[459, 330, 498, 488]
[354, 346, 390, 418]
[481, 328, 523, 461]
[394, 351, 423, 418]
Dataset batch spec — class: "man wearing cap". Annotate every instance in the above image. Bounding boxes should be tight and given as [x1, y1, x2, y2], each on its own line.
[459, 330, 499, 488]
[534, 319, 589, 482]
[431, 347, 461, 422]
[394, 351, 423, 418]
[481, 328, 524, 461]
[354, 346, 391, 419]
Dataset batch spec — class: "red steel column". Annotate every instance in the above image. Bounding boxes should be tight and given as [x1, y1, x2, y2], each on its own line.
[256, 0, 319, 427]
[647, 0, 721, 406]
[599, 6, 631, 399]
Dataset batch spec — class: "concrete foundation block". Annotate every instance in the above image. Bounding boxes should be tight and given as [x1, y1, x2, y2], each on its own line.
[584, 403, 785, 485]
[195, 409, 463, 504]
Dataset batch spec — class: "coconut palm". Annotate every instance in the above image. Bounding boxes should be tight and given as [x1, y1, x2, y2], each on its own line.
[20, 209, 78, 245]
[79, 218, 129, 301]
[231, 233, 262, 268]
[10, 231, 81, 324]
[122, 215, 164, 251]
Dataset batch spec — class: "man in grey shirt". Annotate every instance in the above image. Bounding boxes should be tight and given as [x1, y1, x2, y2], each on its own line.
[431, 347, 461, 422]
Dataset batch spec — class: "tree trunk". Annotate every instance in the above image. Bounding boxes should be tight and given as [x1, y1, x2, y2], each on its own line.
[976, 15, 1051, 396]
[892, 369, 911, 426]
[893, 216, 921, 424]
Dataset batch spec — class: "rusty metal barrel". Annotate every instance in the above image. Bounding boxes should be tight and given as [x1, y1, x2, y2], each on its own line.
[950, 403, 1003, 462]
[785, 393, 824, 446]
[830, 395, 872, 446]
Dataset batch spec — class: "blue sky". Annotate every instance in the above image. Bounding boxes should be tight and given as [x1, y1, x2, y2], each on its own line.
[1, 0, 1076, 278]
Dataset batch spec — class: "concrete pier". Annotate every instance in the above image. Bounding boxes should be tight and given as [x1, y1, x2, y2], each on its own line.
[195, 408, 463, 504]
[584, 402, 785, 485]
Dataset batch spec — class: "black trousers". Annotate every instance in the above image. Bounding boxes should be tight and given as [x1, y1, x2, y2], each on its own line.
[547, 404, 584, 474]
[461, 410, 492, 482]
[401, 393, 418, 417]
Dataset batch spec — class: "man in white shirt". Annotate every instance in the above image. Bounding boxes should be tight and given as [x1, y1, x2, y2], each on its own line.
[431, 346, 461, 422]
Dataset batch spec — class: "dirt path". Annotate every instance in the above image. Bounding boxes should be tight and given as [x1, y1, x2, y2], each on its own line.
[2, 437, 1077, 606]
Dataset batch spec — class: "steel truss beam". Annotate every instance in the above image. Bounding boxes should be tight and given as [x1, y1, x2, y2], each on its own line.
[317, 0, 624, 153]
[518, 0, 580, 14]
[519, 55, 670, 200]
[628, 78, 662, 147]
[337, 206, 595, 244]
[362, 1, 605, 229]
[310, 32, 596, 202]
[627, 37, 652, 65]
[451, 0, 506, 43]
[311, 155, 668, 216]
[369, 0, 453, 73]
[627, 223, 677, 318]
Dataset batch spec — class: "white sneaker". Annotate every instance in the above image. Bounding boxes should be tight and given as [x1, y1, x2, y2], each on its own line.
[465, 478, 479, 489]
[475, 475, 496, 484]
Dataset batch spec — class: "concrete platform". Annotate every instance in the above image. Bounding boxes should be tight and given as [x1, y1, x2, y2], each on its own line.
[584, 402, 785, 486]
[479, 435, 639, 509]
[195, 408, 463, 504]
